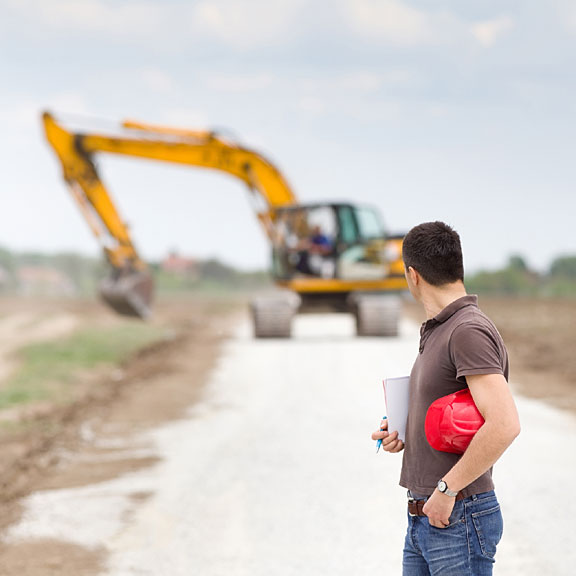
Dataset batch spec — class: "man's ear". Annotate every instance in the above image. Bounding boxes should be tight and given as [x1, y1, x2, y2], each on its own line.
[407, 266, 419, 285]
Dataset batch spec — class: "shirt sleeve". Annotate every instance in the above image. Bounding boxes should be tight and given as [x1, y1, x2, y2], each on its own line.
[449, 322, 506, 381]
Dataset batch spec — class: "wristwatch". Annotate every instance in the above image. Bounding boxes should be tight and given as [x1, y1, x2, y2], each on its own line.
[437, 479, 458, 497]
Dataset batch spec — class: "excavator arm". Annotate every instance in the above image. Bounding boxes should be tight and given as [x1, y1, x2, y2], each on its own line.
[42, 112, 297, 317]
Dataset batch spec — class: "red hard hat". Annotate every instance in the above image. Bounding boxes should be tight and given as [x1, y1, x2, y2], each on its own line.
[425, 389, 485, 454]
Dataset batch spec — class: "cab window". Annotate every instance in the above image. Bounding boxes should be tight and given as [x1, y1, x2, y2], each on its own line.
[355, 207, 384, 240]
[338, 206, 358, 244]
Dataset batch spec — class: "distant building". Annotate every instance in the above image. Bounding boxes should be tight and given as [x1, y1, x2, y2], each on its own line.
[17, 266, 76, 296]
[161, 251, 198, 279]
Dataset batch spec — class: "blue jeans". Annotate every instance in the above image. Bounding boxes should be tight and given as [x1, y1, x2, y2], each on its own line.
[403, 491, 503, 575]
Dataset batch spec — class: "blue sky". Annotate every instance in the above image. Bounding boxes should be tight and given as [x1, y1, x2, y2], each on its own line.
[1, 0, 575, 273]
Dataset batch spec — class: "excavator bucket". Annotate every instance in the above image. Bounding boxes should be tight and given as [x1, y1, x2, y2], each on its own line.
[99, 269, 154, 319]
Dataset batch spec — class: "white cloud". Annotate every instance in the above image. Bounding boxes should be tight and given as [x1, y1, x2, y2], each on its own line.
[298, 96, 326, 116]
[341, 0, 515, 49]
[139, 69, 177, 95]
[193, 0, 308, 49]
[45, 93, 90, 117]
[203, 74, 275, 93]
[2, 0, 308, 50]
[2, 0, 516, 53]
[293, 69, 418, 117]
[0, 102, 43, 133]
[300, 72, 384, 95]
[557, 1, 576, 33]
[341, 0, 465, 46]
[3, 0, 169, 40]
[314, 70, 416, 93]
[0, 94, 88, 137]
[158, 108, 210, 130]
[471, 16, 514, 47]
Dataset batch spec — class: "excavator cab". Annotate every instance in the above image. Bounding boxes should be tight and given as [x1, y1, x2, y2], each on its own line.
[249, 202, 406, 337]
[271, 203, 402, 283]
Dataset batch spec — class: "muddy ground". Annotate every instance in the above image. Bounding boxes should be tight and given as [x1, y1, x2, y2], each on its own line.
[0, 295, 574, 574]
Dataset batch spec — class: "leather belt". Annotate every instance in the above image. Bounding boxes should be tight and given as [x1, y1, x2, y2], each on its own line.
[408, 493, 465, 517]
[408, 499, 427, 517]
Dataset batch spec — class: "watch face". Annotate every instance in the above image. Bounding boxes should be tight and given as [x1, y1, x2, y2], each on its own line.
[438, 480, 447, 493]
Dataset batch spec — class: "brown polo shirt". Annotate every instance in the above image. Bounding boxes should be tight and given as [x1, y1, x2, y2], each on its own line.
[399, 295, 509, 498]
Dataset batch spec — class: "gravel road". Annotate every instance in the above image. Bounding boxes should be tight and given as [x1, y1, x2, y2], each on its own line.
[6, 314, 576, 575]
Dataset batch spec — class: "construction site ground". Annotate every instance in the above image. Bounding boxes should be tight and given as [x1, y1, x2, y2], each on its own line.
[0, 294, 574, 575]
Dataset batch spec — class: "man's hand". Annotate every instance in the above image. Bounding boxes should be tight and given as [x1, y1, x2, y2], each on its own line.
[371, 419, 404, 453]
[423, 490, 455, 528]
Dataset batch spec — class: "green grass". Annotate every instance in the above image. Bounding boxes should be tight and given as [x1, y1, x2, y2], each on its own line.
[0, 324, 165, 411]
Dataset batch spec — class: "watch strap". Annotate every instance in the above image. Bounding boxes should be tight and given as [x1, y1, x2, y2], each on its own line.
[438, 480, 458, 497]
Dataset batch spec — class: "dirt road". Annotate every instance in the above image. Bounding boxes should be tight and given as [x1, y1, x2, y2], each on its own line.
[1, 308, 574, 575]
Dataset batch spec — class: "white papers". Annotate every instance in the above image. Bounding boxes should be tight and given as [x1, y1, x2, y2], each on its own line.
[383, 376, 410, 443]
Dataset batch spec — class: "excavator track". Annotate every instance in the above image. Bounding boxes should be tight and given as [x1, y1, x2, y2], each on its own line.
[352, 294, 401, 337]
[250, 294, 300, 338]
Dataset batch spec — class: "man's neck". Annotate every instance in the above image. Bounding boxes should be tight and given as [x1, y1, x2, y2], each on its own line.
[419, 282, 468, 320]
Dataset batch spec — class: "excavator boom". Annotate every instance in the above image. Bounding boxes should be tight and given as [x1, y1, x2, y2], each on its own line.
[43, 112, 298, 318]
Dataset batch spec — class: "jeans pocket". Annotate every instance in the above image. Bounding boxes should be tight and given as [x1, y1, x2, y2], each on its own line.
[429, 502, 465, 530]
[447, 505, 465, 528]
[471, 505, 503, 559]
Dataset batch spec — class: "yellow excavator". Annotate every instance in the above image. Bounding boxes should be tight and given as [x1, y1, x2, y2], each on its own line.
[42, 111, 407, 337]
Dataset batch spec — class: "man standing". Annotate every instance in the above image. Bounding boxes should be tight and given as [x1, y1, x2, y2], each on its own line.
[372, 221, 520, 575]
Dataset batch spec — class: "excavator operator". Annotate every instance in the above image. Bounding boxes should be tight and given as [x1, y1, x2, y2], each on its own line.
[295, 225, 335, 277]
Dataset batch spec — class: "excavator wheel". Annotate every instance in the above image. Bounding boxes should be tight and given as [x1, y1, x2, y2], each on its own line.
[250, 294, 300, 338]
[353, 295, 401, 337]
[99, 270, 154, 319]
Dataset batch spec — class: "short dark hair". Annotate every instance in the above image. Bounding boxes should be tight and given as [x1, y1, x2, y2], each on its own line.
[402, 221, 464, 286]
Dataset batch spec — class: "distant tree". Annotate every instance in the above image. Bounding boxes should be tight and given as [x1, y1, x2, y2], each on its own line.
[0, 246, 16, 273]
[549, 256, 576, 279]
[0, 247, 270, 296]
[0, 246, 16, 290]
[19, 251, 48, 266]
[198, 259, 237, 282]
[508, 254, 529, 272]
[52, 252, 102, 295]
[466, 254, 540, 296]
